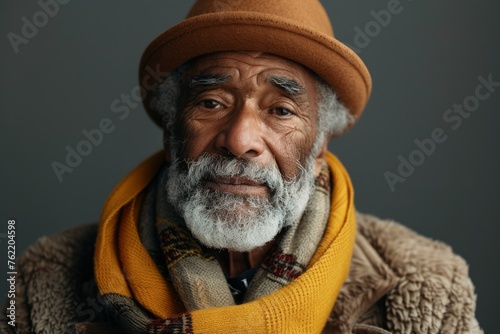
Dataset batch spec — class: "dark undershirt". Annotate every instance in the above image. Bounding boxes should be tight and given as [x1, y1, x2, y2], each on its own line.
[225, 267, 259, 304]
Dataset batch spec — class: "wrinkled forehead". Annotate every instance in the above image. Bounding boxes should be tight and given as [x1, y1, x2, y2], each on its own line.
[183, 51, 318, 89]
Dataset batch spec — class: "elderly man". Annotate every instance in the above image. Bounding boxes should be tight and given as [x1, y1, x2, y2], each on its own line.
[1, 0, 482, 333]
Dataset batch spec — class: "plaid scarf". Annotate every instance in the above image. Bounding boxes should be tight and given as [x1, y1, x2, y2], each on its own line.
[94, 151, 356, 333]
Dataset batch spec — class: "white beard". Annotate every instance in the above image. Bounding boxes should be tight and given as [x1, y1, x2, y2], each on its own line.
[166, 153, 316, 252]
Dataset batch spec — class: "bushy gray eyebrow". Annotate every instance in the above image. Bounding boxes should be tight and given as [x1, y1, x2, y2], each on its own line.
[190, 74, 229, 88]
[269, 76, 305, 95]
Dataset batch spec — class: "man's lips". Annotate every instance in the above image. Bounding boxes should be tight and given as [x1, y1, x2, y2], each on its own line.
[204, 176, 269, 196]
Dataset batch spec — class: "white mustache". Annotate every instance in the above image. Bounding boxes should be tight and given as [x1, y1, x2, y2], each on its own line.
[183, 153, 297, 198]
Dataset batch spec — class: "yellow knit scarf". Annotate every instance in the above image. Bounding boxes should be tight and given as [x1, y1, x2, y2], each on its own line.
[94, 151, 356, 333]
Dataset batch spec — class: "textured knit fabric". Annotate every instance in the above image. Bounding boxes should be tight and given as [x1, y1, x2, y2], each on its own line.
[93, 150, 356, 334]
[144, 162, 330, 314]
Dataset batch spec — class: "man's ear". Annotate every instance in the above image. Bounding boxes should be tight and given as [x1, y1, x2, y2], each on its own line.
[314, 140, 329, 176]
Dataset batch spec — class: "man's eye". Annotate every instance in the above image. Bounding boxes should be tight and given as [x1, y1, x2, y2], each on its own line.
[273, 107, 293, 117]
[200, 99, 222, 109]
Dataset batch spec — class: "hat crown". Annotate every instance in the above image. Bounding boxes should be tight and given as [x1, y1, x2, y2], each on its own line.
[187, 0, 334, 36]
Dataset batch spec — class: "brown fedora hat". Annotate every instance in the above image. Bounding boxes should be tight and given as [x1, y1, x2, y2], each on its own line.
[139, 0, 372, 127]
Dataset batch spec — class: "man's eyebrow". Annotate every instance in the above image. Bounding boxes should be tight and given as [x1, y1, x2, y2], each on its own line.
[269, 76, 305, 95]
[189, 74, 229, 88]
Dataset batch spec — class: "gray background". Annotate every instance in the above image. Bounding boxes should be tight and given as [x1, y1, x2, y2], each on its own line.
[1, 0, 498, 332]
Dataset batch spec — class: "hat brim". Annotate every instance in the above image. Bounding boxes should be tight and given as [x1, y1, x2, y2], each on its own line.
[139, 11, 371, 127]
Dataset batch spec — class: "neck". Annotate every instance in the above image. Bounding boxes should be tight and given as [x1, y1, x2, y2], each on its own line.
[211, 239, 277, 277]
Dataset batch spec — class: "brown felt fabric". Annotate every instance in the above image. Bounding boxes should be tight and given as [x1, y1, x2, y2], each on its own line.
[139, 0, 372, 129]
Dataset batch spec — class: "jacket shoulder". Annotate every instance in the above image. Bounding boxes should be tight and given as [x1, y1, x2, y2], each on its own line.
[1, 224, 99, 334]
[355, 212, 482, 333]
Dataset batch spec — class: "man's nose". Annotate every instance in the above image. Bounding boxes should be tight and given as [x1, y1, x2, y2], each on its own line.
[214, 102, 265, 158]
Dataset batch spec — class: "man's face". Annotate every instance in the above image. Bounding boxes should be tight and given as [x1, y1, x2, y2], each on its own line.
[166, 51, 323, 251]
[180, 51, 320, 178]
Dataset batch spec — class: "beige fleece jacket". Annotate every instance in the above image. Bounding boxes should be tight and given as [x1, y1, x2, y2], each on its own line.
[0, 213, 482, 334]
